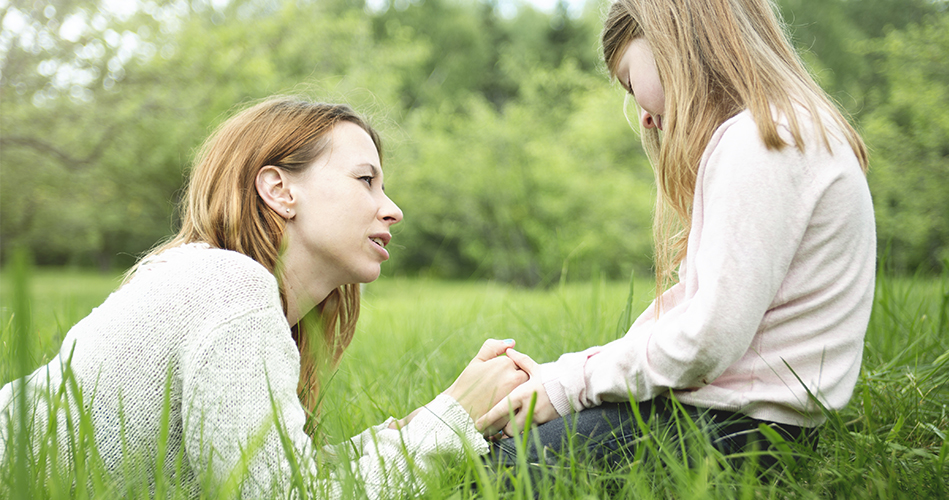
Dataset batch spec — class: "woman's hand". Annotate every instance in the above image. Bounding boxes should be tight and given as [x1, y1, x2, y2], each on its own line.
[476, 349, 559, 437]
[444, 339, 530, 422]
[388, 408, 421, 430]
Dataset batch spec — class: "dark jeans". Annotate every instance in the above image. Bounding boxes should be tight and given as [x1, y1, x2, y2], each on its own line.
[490, 397, 818, 472]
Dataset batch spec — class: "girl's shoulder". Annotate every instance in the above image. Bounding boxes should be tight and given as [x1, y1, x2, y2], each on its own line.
[712, 105, 847, 153]
[702, 110, 765, 161]
[711, 108, 784, 143]
[705, 110, 761, 154]
[700, 105, 864, 195]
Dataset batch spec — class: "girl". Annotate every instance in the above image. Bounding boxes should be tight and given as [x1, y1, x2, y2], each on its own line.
[0, 98, 527, 497]
[481, 0, 876, 468]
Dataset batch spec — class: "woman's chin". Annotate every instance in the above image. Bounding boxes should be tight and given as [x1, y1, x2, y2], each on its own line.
[356, 267, 382, 285]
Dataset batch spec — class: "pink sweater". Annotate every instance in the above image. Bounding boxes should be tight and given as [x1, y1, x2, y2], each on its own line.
[540, 109, 876, 427]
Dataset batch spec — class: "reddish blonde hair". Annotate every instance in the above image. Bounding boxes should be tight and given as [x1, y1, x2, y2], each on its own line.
[130, 97, 381, 414]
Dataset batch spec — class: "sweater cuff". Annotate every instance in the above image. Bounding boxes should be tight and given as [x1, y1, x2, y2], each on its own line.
[538, 362, 573, 417]
[423, 394, 490, 455]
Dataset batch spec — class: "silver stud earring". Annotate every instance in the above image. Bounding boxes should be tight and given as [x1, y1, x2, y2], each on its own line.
[285, 209, 290, 214]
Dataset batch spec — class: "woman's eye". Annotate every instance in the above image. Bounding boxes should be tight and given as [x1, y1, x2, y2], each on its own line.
[359, 175, 374, 186]
[626, 79, 635, 96]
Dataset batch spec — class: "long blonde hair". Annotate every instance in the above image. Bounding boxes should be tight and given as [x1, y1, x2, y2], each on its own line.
[602, 0, 869, 302]
[129, 97, 381, 413]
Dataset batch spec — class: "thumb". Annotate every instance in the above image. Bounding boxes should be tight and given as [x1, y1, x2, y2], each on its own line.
[475, 338, 515, 361]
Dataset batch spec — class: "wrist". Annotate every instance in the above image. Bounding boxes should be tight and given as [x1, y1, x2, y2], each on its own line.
[442, 387, 469, 417]
[389, 406, 424, 429]
[538, 361, 576, 417]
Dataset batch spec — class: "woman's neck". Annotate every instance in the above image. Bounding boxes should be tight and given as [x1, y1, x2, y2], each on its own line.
[281, 267, 332, 326]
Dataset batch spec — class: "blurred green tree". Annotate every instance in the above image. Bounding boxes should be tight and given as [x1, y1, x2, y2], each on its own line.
[1, 0, 946, 280]
[860, 13, 949, 272]
[778, 0, 943, 110]
[394, 61, 653, 285]
[1, 0, 422, 269]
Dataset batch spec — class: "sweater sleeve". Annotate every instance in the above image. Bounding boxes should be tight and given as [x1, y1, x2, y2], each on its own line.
[322, 394, 488, 498]
[541, 115, 812, 415]
[181, 289, 486, 498]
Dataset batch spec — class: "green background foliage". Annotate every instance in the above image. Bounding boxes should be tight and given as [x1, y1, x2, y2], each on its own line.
[1, 0, 947, 281]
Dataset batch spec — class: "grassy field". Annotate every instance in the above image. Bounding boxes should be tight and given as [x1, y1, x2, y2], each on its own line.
[2, 263, 947, 498]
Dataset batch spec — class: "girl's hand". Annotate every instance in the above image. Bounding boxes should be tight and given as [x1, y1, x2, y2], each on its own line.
[475, 349, 559, 437]
[444, 339, 530, 422]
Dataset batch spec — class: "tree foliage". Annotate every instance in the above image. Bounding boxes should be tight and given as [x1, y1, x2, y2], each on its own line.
[1, 0, 947, 281]
[860, 13, 949, 272]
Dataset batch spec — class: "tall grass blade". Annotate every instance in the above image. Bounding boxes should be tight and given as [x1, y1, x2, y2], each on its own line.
[614, 269, 636, 336]
[9, 249, 35, 499]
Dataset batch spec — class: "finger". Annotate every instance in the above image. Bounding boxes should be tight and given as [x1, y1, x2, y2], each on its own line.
[493, 358, 530, 388]
[486, 356, 527, 384]
[503, 401, 536, 437]
[478, 412, 510, 436]
[478, 394, 521, 431]
[505, 348, 538, 375]
[481, 396, 517, 428]
[509, 407, 526, 437]
[475, 338, 515, 361]
[476, 407, 510, 435]
[503, 421, 516, 438]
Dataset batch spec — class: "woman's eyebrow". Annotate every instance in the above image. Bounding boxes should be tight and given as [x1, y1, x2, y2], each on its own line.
[357, 163, 380, 177]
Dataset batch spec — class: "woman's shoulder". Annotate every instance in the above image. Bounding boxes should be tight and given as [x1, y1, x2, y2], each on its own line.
[134, 243, 279, 302]
[144, 242, 268, 274]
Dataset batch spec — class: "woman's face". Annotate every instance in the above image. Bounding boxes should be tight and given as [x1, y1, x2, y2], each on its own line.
[616, 37, 665, 130]
[285, 121, 403, 289]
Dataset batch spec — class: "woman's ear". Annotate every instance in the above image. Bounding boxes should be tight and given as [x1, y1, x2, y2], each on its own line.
[256, 166, 295, 219]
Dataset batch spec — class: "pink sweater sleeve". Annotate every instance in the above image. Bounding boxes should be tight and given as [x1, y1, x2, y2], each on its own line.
[541, 110, 875, 426]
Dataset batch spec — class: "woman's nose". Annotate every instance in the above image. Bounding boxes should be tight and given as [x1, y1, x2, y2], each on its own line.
[381, 194, 403, 225]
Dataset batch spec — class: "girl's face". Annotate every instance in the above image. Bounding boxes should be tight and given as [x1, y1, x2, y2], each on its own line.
[616, 37, 665, 130]
[285, 121, 403, 290]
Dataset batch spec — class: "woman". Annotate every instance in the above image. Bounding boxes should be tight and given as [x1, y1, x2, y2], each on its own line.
[481, 0, 876, 469]
[0, 97, 527, 497]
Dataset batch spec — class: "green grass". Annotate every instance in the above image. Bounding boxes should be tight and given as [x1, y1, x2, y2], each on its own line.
[2, 260, 947, 498]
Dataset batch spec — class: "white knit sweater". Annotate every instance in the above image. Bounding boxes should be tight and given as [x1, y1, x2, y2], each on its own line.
[0, 243, 488, 497]
[541, 109, 876, 427]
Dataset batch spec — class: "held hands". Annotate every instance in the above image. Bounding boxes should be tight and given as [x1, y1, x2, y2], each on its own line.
[443, 339, 530, 423]
[476, 348, 560, 438]
[389, 340, 558, 437]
